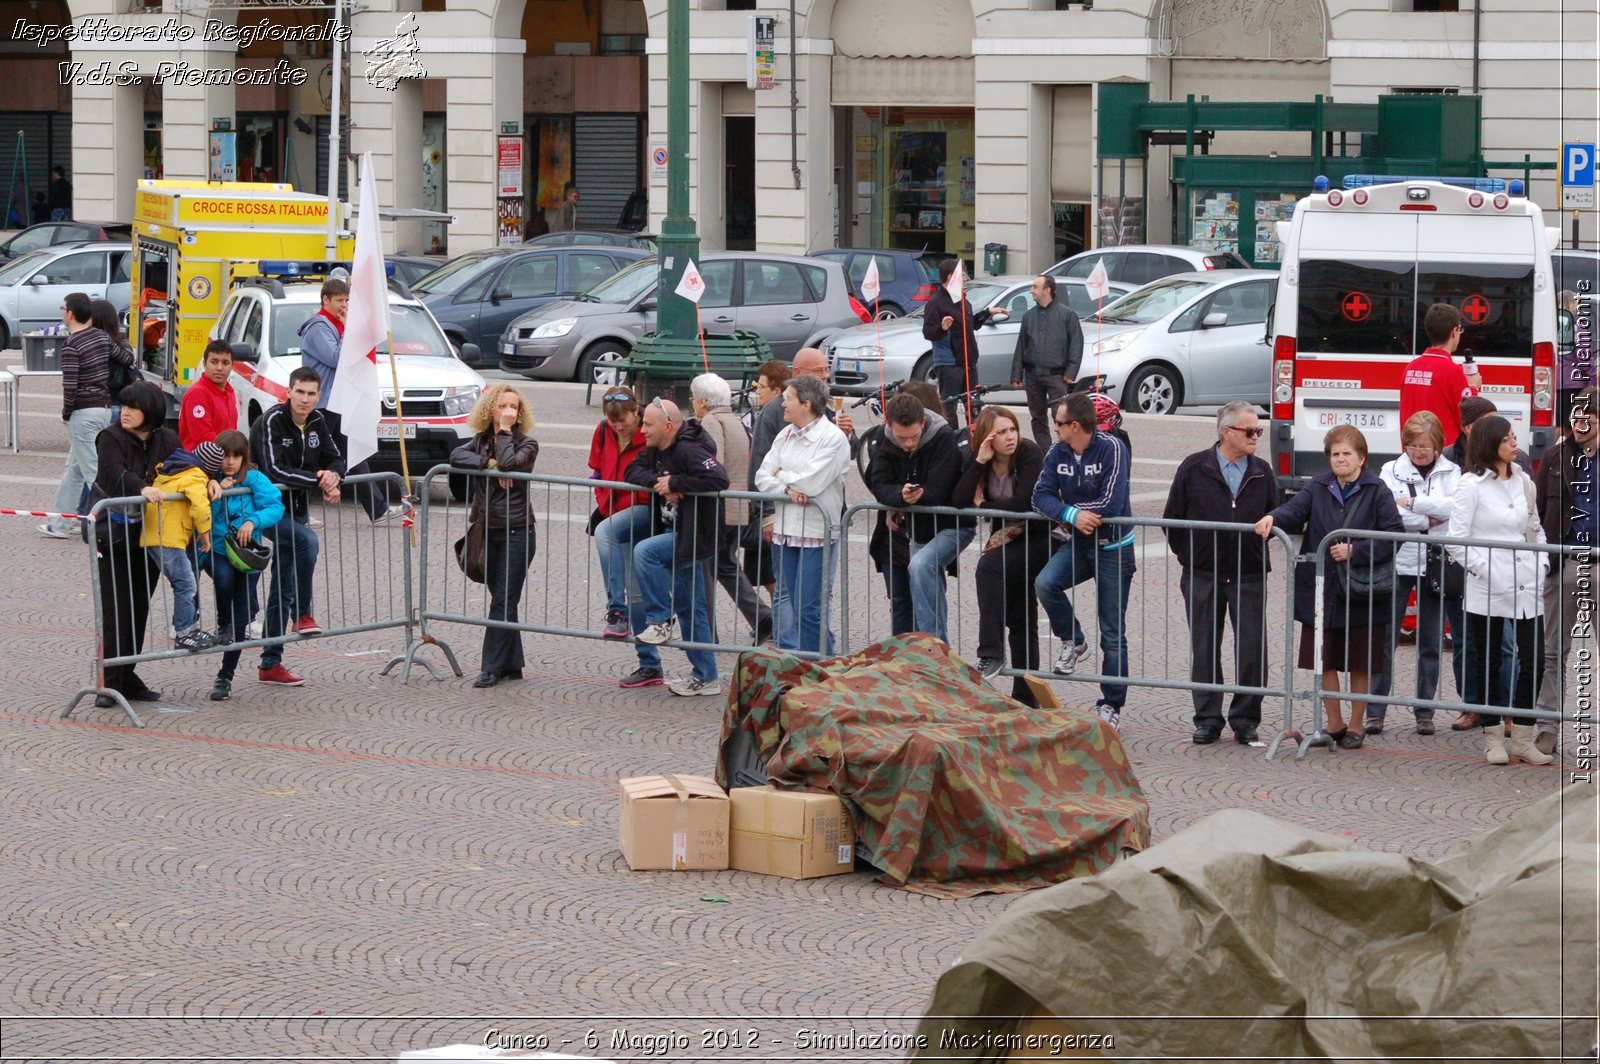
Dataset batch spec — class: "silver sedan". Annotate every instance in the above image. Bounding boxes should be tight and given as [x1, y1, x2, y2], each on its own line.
[824, 275, 1132, 396]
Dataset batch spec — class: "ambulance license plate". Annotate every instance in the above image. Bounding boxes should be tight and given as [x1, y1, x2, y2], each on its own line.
[377, 423, 418, 440]
[1317, 411, 1388, 430]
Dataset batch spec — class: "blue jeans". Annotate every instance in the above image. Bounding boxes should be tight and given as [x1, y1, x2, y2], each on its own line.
[260, 515, 318, 669]
[1369, 573, 1465, 721]
[203, 549, 262, 681]
[153, 545, 200, 633]
[908, 527, 976, 644]
[772, 542, 836, 655]
[49, 407, 112, 533]
[1035, 541, 1137, 708]
[594, 504, 653, 614]
[633, 532, 715, 681]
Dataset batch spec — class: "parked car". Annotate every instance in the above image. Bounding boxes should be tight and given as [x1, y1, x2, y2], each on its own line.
[217, 270, 485, 500]
[528, 230, 659, 253]
[808, 247, 943, 320]
[824, 275, 1135, 395]
[387, 255, 445, 287]
[0, 241, 132, 348]
[409, 245, 650, 367]
[1554, 248, 1599, 297]
[0, 221, 132, 265]
[501, 252, 865, 383]
[1048, 244, 1251, 288]
[1074, 269, 1278, 415]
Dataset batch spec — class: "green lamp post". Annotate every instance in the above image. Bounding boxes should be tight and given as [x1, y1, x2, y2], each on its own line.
[655, 0, 700, 344]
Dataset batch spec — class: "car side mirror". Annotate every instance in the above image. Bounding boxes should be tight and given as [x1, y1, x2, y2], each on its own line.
[638, 300, 657, 313]
[459, 343, 481, 362]
[229, 342, 258, 364]
[489, 287, 511, 304]
[1202, 311, 1229, 328]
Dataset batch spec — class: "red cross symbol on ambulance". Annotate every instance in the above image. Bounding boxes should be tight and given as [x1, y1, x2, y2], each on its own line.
[1340, 291, 1372, 322]
[1461, 295, 1490, 325]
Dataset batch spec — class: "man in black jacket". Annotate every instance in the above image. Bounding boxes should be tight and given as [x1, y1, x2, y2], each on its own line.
[922, 259, 1005, 425]
[249, 366, 346, 686]
[867, 392, 973, 643]
[1009, 274, 1084, 451]
[1163, 400, 1277, 745]
[627, 398, 731, 697]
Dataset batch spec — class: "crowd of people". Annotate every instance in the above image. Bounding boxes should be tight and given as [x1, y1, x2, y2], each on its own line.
[34, 277, 1594, 762]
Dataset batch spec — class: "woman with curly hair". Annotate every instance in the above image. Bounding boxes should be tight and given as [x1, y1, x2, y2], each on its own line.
[450, 383, 540, 688]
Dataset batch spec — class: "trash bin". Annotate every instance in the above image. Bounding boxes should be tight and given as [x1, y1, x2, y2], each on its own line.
[983, 242, 1008, 276]
[22, 333, 63, 373]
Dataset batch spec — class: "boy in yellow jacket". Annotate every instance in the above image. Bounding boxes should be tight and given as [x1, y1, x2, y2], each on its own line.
[142, 440, 223, 651]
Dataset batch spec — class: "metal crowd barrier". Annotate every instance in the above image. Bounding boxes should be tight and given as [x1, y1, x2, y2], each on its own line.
[835, 502, 1308, 756]
[401, 466, 836, 686]
[65, 471, 421, 726]
[1302, 527, 1592, 757]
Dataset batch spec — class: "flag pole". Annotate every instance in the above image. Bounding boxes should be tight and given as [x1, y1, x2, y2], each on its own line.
[959, 296, 974, 439]
[695, 304, 708, 373]
[385, 328, 416, 545]
[875, 295, 884, 412]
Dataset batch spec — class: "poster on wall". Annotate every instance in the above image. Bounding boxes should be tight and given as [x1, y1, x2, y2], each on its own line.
[208, 131, 236, 183]
[498, 195, 524, 246]
[497, 135, 524, 199]
[536, 118, 572, 211]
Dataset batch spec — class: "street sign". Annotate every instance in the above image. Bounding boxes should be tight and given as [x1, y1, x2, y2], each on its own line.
[747, 15, 776, 90]
[650, 136, 669, 181]
[1562, 142, 1595, 210]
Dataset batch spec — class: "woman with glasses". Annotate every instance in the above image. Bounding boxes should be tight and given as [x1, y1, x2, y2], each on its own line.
[1366, 411, 1463, 736]
[586, 386, 662, 688]
[1446, 415, 1552, 766]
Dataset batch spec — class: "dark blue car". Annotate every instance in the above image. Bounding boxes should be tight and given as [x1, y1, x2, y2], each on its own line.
[807, 248, 942, 320]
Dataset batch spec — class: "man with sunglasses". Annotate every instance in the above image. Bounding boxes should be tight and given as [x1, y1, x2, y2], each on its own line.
[1162, 400, 1278, 745]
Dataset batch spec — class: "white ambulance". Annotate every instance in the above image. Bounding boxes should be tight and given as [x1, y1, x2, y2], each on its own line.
[1269, 175, 1562, 491]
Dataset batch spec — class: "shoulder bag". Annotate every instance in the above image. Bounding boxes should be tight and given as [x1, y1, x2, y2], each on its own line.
[1408, 483, 1465, 599]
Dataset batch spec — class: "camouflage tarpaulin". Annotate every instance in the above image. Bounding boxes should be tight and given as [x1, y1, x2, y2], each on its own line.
[914, 781, 1599, 1060]
[715, 634, 1150, 898]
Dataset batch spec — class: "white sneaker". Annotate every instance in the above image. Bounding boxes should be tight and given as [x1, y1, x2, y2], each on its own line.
[668, 675, 721, 697]
[636, 617, 679, 646]
[1052, 643, 1080, 675]
[1095, 702, 1122, 730]
[307, 516, 324, 530]
[245, 620, 264, 641]
[374, 502, 413, 525]
[38, 523, 72, 539]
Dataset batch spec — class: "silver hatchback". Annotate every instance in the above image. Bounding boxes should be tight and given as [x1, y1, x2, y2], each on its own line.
[500, 252, 866, 383]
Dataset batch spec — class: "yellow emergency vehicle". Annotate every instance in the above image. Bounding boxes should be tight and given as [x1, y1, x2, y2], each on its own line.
[129, 180, 354, 400]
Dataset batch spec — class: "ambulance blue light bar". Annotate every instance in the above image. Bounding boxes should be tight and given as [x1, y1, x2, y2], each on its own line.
[1340, 174, 1507, 192]
[257, 260, 396, 278]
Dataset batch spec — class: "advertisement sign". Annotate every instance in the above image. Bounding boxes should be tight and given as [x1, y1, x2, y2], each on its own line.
[497, 135, 524, 199]
[497, 195, 524, 246]
[747, 15, 775, 90]
[207, 131, 237, 183]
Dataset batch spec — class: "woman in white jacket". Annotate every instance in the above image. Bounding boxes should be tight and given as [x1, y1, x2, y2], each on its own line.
[754, 374, 851, 655]
[1367, 411, 1463, 736]
[1445, 414, 1552, 766]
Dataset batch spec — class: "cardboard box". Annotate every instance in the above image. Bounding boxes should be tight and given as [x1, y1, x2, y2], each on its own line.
[618, 774, 729, 871]
[729, 786, 855, 879]
[1023, 674, 1061, 709]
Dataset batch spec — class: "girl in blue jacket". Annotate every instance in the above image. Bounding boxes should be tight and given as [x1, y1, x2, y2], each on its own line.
[203, 430, 286, 702]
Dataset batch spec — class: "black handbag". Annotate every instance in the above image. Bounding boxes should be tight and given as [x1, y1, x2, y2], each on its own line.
[1423, 544, 1466, 599]
[1336, 551, 1394, 598]
[453, 515, 487, 584]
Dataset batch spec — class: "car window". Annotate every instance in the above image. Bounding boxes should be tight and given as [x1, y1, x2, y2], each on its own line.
[9, 227, 57, 255]
[241, 300, 265, 350]
[571, 252, 618, 292]
[409, 252, 499, 297]
[848, 253, 896, 286]
[1119, 253, 1170, 286]
[813, 251, 847, 265]
[112, 251, 132, 284]
[1555, 253, 1599, 297]
[699, 260, 735, 308]
[740, 261, 805, 306]
[801, 264, 828, 301]
[1097, 278, 1210, 325]
[1003, 288, 1037, 318]
[1205, 252, 1251, 270]
[1059, 285, 1100, 317]
[569, 233, 608, 246]
[220, 299, 247, 342]
[1208, 281, 1272, 326]
[499, 256, 559, 298]
[584, 257, 657, 303]
[1059, 252, 1112, 280]
[37, 251, 106, 285]
[1162, 255, 1194, 277]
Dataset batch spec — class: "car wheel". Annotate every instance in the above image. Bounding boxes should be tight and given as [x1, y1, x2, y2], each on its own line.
[911, 354, 934, 384]
[875, 303, 905, 321]
[578, 341, 630, 387]
[1124, 363, 1183, 415]
[448, 473, 469, 503]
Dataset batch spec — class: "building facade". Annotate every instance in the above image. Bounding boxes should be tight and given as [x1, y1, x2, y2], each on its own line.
[4, 0, 1595, 270]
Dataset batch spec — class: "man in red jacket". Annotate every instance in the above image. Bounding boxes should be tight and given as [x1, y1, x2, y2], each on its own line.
[179, 339, 239, 450]
[1400, 303, 1482, 447]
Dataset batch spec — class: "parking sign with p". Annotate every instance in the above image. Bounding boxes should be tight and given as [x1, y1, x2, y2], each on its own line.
[1562, 142, 1595, 209]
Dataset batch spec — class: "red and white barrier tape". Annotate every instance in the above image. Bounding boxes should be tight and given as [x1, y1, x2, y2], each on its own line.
[0, 508, 90, 521]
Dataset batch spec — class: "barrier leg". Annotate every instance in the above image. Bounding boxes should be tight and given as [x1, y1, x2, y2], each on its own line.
[394, 628, 462, 682]
[62, 685, 142, 728]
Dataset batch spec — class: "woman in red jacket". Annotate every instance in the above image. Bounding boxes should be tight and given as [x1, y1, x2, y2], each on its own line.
[587, 387, 660, 687]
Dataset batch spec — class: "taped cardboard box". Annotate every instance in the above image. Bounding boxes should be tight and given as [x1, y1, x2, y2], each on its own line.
[618, 774, 730, 871]
[729, 786, 855, 879]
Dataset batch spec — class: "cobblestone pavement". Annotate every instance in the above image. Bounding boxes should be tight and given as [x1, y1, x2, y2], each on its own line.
[0, 358, 1587, 1061]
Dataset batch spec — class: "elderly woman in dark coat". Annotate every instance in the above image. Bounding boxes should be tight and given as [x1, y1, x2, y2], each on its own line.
[1256, 426, 1406, 749]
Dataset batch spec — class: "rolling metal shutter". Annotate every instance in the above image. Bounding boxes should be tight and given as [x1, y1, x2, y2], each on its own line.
[314, 117, 350, 200]
[0, 113, 69, 223]
[573, 114, 640, 231]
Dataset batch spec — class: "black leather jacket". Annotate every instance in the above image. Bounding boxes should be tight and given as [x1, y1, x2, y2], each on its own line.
[450, 429, 541, 529]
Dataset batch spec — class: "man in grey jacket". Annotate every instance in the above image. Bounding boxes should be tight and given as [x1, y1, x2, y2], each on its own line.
[1010, 274, 1084, 452]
